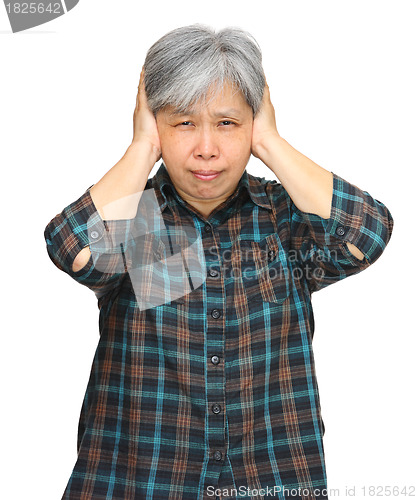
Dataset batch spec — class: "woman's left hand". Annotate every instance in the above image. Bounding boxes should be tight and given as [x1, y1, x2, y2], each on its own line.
[251, 83, 280, 160]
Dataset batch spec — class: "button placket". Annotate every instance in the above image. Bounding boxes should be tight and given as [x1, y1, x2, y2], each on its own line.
[203, 224, 227, 475]
[202, 221, 227, 475]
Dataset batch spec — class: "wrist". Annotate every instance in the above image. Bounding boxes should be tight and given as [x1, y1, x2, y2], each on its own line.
[127, 139, 161, 170]
[252, 131, 283, 163]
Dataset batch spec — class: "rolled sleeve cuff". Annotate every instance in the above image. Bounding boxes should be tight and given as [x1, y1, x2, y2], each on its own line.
[325, 172, 365, 247]
[298, 172, 393, 263]
[44, 185, 130, 279]
[73, 187, 135, 276]
[45, 186, 101, 277]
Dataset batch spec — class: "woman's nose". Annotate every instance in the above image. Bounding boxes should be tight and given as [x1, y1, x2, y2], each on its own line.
[193, 129, 220, 160]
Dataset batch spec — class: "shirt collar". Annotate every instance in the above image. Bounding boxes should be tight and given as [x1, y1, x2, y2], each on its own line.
[151, 163, 272, 212]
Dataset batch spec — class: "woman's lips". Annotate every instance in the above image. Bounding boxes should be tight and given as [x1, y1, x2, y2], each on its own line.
[192, 170, 222, 181]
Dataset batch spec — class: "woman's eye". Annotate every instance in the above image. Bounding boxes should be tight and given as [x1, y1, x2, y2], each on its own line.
[219, 121, 235, 126]
[179, 121, 193, 126]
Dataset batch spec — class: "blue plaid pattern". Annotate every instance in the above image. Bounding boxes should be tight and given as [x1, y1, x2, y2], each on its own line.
[44, 164, 393, 499]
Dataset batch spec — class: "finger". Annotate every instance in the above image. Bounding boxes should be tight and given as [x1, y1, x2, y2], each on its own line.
[136, 66, 145, 110]
[139, 74, 147, 103]
[139, 66, 145, 89]
[263, 84, 271, 102]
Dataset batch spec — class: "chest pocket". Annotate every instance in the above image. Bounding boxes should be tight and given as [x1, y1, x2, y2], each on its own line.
[233, 234, 291, 304]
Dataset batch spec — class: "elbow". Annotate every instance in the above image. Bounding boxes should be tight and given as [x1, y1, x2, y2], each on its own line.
[379, 205, 394, 252]
[366, 204, 394, 264]
[386, 207, 394, 244]
[44, 221, 60, 268]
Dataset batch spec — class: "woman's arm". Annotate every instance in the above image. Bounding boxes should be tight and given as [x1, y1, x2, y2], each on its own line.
[251, 83, 364, 260]
[73, 68, 161, 272]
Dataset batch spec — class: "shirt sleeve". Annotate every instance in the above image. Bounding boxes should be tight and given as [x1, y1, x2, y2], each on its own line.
[289, 172, 394, 293]
[44, 186, 134, 299]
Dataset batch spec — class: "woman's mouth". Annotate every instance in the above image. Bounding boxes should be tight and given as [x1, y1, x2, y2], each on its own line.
[191, 170, 222, 181]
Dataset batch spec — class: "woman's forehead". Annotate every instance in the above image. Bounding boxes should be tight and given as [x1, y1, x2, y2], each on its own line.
[161, 85, 251, 118]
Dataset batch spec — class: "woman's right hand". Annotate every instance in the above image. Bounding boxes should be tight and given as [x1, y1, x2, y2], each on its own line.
[132, 67, 162, 163]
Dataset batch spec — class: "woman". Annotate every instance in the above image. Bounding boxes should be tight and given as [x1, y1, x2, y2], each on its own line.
[45, 25, 393, 500]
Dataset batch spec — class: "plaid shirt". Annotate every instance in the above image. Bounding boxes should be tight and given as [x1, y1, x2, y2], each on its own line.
[44, 164, 393, 500]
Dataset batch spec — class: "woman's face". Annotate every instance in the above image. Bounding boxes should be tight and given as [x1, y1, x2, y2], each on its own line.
[155, 82, 254, 216]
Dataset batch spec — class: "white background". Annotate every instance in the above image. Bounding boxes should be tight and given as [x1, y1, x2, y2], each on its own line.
[1, 1, 415, 498]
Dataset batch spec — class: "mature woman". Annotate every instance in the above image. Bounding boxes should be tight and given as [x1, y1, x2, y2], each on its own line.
[45, 25, 393, 500]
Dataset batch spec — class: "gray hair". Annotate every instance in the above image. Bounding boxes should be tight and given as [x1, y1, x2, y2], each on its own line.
[143, 24, 265, 116]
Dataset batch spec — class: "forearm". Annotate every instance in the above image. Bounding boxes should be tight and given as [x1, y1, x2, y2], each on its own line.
[72, 141, 158, 272]
[89, 140, 159, 220]
[256, 134, 333, 219]
[256, 134, 364, 259]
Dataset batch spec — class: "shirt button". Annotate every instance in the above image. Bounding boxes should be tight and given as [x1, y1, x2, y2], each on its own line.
[208, 268, 219, 278]
[336, 226, 346, 236]
[212, 403, 222, 414]
[211, 355, 220, 365]
[213, 450, 223, 461]
[211, 309, 222, 319]
[90, 230, 100, 239]
[204, 224, 212, 233]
